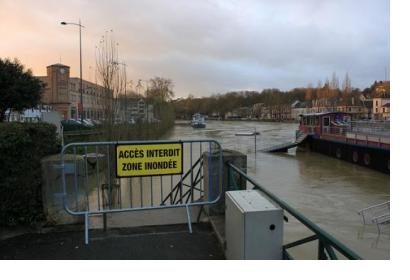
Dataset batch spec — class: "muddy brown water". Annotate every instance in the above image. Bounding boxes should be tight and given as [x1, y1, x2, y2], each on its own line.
[162, 120, 390, 260]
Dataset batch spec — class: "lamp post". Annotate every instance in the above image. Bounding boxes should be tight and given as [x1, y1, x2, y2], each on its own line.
[61, 19, 85, 122]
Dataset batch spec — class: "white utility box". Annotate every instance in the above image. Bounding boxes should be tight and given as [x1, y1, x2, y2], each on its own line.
[225, 190, 283, 259]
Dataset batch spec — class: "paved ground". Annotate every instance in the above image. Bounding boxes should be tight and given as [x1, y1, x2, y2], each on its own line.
[0, 223, 225, 260]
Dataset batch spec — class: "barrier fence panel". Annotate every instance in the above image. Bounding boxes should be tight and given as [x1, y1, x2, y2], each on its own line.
[60, 139, 223, 244]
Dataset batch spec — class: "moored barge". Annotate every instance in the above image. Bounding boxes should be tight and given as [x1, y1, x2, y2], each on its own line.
[298, 112, 390, 174]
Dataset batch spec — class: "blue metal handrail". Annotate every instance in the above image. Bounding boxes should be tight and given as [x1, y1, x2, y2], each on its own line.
[226, 162, 362, 260]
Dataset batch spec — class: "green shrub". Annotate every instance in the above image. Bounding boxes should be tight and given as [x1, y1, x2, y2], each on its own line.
[0, 122, 60, 226]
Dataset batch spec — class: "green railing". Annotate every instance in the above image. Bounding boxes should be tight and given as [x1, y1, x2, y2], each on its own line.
[226, 162, 362, 260]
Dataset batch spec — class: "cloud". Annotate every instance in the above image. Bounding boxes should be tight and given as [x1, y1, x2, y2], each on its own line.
[0, 0, 389, 97]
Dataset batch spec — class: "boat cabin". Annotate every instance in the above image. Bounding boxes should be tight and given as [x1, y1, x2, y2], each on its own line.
[299, 112, 352, 136]
[191, 113, 206, 128]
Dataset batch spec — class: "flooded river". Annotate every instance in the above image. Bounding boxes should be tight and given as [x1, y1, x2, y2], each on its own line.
[163, 120, 390, 259]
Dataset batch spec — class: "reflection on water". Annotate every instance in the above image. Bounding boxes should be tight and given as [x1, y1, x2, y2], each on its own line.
[164, 120, 390, 260]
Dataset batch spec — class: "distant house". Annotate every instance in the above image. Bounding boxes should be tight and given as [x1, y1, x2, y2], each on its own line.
[236, 107, 252, 119]
[335, 96, 368, 120]
[373, 81, 390, 97]
[270, 104, 291, 121]
[127, 97, 147, 122]
[224, 111, 240, 119]
[208, 112, 222, 120]
[381, 103, 390, 120]
[251, 103, 265, 119]
[373, 97, 390, 120]
[291, 100, 308, 120]
[4, 105, 55, 123]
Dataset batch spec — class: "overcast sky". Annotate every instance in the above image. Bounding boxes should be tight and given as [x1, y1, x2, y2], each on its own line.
[0, 0, 389, 97]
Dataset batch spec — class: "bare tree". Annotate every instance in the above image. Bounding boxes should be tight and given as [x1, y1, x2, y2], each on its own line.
[305, 83, 314, 101]
[95, 31, 125, 140]
[330, 72, 339, 90]
[146, 77, 174, 103]
[342, 72, 352, 96]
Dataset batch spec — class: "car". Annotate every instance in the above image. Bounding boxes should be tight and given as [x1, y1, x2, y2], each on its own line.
[61, 119, 88, 131]
[74, 119, 94, 127]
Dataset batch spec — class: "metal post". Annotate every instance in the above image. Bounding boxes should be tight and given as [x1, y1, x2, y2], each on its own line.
[254, 129, 257, 154]
[60, 20, 85, 121]
[124, 66, 127, 122]
[318, 239, 327, 260]
[84, 212, 89, 245]
[186, 205, 193, 234]
[103, 213, 107, 231]
[227, 164, 231, 190]
[79, 19, 83, 122]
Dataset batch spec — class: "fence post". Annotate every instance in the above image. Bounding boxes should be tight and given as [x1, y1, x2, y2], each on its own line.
[203, 149, 247, 216]
[318, 239, 327, 260]
[41, 154, 87, 225]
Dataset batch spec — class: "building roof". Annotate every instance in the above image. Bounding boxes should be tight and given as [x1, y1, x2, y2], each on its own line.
[47, 63, 70, 68]
[300, 112, 352, 117]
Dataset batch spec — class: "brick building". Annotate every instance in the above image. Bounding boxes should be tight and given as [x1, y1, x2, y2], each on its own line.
[37, 63, 105, 120]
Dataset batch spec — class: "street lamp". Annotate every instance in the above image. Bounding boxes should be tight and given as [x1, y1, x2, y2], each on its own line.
[61, 20, 85, 122]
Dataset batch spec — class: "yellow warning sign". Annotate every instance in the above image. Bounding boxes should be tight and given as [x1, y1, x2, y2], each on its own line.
[115, 143, 183, 177]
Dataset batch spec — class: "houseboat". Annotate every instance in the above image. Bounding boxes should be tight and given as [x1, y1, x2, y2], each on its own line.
[191, 113, 206, 128]
[298, 112, 390, 173]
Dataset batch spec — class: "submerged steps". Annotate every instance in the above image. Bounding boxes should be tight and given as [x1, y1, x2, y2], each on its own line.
[261, 133, 308, 153]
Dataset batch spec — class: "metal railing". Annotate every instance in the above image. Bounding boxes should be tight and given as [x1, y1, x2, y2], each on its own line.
[350, 120, 390, 137]
[358, 201, 390, 234]
[60, 139, 223, 244]
[322, 120, 390, 138]
[226, 162, 362, 260]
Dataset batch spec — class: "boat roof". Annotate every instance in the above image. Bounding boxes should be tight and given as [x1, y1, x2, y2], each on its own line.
[299, 112, 353, 117]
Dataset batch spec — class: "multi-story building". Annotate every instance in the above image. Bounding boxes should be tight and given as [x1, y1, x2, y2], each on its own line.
[291, 100, 309, 120]
[37, 63, 106, 120]
[374, 81, 390, 96]
[125, 96, 154, 123]
[270, 104, 291, 121]
[373, 97, 390, 120]
[381, 103, 390, 120]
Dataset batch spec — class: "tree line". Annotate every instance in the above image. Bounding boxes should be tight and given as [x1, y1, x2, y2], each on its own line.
[172, 72, 389, 119]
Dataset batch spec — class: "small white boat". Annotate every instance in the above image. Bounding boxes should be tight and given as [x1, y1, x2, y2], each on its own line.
[235, 131, 260, 136]
[191, 113, 206, 128]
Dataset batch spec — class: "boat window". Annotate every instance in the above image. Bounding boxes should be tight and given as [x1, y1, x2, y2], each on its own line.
[323, 117, 330, 126]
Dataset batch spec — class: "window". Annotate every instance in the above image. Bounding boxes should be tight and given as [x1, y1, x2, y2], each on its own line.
[323, 117, 330, 126]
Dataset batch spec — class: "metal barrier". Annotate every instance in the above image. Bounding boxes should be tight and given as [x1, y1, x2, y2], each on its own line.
[350, 120, 390, 137]
[227, 162, 362, 260]
[60, 139, 223, 244]
[358, 201, 390, 234]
